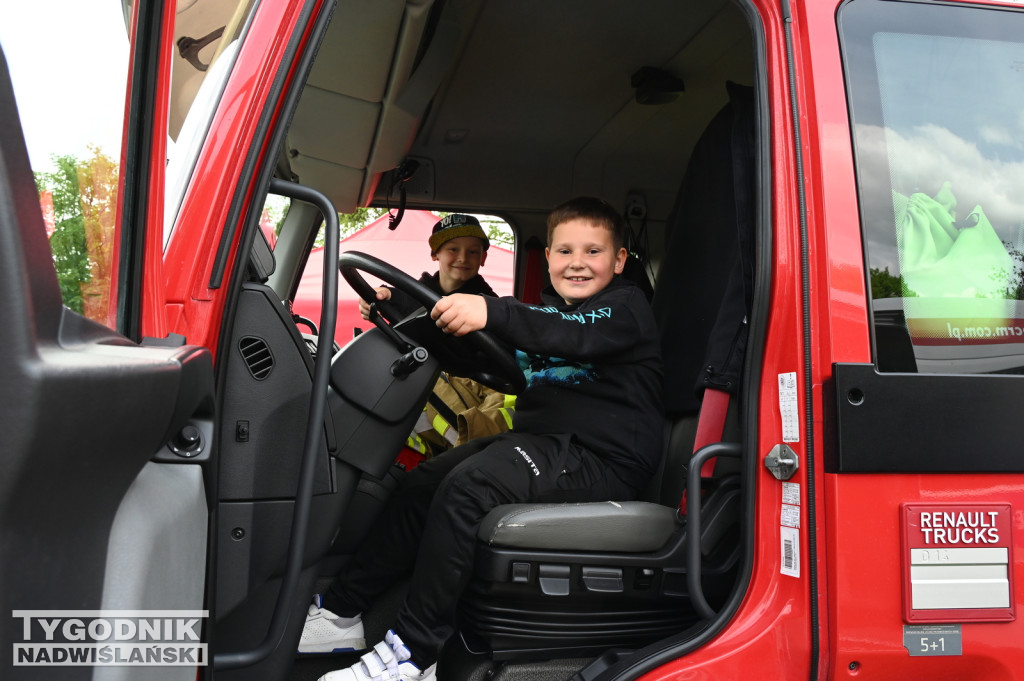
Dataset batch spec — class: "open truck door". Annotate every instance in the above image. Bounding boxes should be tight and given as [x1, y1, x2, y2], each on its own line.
[0, 13, 213, 680]
[3, 0, 340, 678]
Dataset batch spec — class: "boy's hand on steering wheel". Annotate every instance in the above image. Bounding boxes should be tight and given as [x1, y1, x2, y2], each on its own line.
[358, 287, 392, 320]
[431, 294, 487, 336]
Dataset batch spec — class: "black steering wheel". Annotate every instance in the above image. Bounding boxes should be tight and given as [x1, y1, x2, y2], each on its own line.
[339, 251, 526, 394]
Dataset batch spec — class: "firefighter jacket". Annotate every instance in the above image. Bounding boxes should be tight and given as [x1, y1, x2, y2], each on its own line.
[406, 373, 516, 457]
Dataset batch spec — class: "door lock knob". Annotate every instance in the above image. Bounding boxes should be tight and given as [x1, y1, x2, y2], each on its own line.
[169, 424, 203, 457]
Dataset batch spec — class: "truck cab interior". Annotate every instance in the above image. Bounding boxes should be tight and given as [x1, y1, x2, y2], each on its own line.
[0, 0, 764, 680]
[202, 1, 766, 680]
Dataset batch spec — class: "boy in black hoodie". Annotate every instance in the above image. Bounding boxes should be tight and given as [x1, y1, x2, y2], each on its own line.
[309, 197, 663, 681]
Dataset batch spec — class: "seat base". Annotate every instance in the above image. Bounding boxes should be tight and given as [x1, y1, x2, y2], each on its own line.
[461, 481, 742, 660]
[459, 583, 699, 661]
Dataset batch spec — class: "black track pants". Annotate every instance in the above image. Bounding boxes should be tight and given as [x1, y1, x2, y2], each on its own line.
[324, 432, 635, 667]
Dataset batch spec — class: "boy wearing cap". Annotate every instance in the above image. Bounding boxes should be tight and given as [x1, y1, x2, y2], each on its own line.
[305, 198, 663, 681]
[359, 214, 496, 320]
[356, 213, 511, 458]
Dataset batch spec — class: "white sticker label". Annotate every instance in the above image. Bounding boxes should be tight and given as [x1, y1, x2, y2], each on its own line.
[782, 482, 800, 506]
[781, 503, 801, 528]
[781, 526, 800, 578]
[778, 372, 799, 443]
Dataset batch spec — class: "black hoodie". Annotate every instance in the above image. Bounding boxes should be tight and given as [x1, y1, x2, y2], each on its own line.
[483, 276, 664, 490]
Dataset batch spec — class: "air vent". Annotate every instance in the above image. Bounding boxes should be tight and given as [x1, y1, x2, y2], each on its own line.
[238, 336, 274, 380]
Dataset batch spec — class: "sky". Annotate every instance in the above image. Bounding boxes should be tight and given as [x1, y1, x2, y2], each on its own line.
[0, 0, 129, 174]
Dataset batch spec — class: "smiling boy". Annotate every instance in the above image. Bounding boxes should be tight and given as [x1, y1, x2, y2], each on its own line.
[312, 197, 663, 681]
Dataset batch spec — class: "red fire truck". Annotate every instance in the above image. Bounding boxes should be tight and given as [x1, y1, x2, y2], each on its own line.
[3, 0, 1024, 679]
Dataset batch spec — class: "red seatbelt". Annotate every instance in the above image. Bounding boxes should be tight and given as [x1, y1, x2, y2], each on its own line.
[678, 387, 731, 513]
[693, 387, 731, 476]
[521, 238, 545, 304]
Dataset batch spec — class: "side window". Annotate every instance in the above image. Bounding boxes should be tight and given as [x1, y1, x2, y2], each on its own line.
[841, 0, 1024, 374]
[260, 194, 291, 250]
[3, 4, 128, 327]
[4, 0, 256, 326]
[293, 210, 516, 345]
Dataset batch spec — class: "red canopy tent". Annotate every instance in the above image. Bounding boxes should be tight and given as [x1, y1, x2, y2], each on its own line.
[291, 210, 515, 345]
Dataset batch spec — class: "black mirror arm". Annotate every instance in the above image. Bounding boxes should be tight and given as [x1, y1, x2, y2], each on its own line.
[367, 303, 414, 353]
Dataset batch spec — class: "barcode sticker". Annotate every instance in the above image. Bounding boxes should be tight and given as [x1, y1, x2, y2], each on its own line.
[781, 526, 800, 577]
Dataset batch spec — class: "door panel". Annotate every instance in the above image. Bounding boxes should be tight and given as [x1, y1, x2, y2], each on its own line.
[94, 463, 209, 681]
[819, 1, 1024, 677]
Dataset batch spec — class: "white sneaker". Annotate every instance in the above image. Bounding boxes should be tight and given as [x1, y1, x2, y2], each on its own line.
[298, 594, 367, 654]
[317, 630, 436, 681]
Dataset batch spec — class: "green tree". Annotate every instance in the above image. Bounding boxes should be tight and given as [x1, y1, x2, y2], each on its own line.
[313, 207, 515, 250]
[36, 155, 89, 314]
[35, 147, 119, 319]
[341, 207, 387, 239]
[478, 214, 515, 250]
[312, 206, 388, 248]
[870, 266, 915, 299]
[1000, 242, 1024, 301]
[76, 146, 119, 322]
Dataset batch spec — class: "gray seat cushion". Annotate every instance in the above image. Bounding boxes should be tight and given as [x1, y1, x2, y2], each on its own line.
[478, 501, 679, 553]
